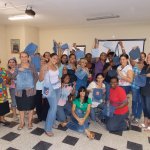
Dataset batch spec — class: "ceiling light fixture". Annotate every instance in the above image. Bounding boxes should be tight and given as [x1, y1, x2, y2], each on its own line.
[8, 14, 33, 20]
[8, 5, 36, 21]
[86, 15, 120, 21]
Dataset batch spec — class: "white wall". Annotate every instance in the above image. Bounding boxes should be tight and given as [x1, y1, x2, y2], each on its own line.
[39, 23, 150, 55]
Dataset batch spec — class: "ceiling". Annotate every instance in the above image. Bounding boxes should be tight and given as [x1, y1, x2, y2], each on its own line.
[0, 0, 150, 28]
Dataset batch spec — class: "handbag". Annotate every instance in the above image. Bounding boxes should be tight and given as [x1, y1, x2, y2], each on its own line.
[134, 74, 146, 87]
[42, 72, 54, 98]
[129, 47, 141, 60]
[92, 88, 103, 102]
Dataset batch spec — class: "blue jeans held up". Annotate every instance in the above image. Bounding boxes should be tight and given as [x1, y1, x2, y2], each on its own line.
[131, 88, 142, 119]
[106, 112, 129, 132]
[45, 88, 61, 132]
[66, 108, 89, 133]
[141, 95, 150, 119]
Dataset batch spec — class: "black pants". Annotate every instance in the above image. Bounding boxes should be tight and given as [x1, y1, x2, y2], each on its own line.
[35, 90, 43, 120]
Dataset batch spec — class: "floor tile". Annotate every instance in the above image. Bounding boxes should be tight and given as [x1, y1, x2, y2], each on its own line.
[62, 135, 79, 146]
[103, 146, 117, 150]
[32, 118, 41, 124]
[32, 141, 52, 150]
[127, 141, 143, 150]
[6, 147, 19, 150]
[1, 132, 20, 142]
[31, 127, 45, 136]
[3, 121, 19, 128]
[93, 132, 102, 140]
[109, 131, 122, 136]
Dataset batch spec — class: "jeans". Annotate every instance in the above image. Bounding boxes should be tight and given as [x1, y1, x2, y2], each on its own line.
[105, 82, 110, 101]
[121, 86, 131, 95]
[106, 112, 129, 132]
[45, 88, 61, 132]
[141, 95, 150, 119]
[57, 102, 72, 122]
[66, 108, 89, 133]
[131, 88, 142, 119]
[35, 90, 43, 120]
[9, 88, 17, 108]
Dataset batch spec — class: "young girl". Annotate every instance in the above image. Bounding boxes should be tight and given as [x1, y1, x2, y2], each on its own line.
[7, 58, 18, 121]
[57, 74, 75, 125]
[75, 58, 89, 92]
[87, 73, 106, 122]
[62, 87, 95, 139]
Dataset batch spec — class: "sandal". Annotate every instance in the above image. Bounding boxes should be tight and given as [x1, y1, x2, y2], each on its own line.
[28, 124, 33, 130]
[45, 132, 54, 137]
[17, 123, 25, 130]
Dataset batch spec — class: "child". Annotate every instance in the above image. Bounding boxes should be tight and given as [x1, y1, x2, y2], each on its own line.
[57, 74, 75, 125]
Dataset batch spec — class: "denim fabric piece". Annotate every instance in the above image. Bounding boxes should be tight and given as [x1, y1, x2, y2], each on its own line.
[102, 104, 115, 117]
[16, 68, 34, 90]
[92, 88, 103, 102]
[75, 68, 87, 80]
[31, 55, 41, 72]
[134, 75, 146, 87]
[24, 43, 38, 56]
[113, 56, 120, 66]
[42, 81, 54, 98]
[61, 43, 69, 50]
[129, 47, 141, 60]
[75, 50, 85, 61]
[53, 40, 58, 54]
[108, 69, 117, 77]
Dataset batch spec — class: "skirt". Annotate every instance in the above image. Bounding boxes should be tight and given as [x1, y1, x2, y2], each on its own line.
[16, 90, 35, 111]
[0, 101, 10, 116]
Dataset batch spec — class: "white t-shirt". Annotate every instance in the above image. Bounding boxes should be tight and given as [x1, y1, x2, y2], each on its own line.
[87, 81, 105, 108]
[117, 65, 132, 86]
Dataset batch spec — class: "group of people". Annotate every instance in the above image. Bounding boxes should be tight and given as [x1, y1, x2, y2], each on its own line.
[0, 42, 150, 140]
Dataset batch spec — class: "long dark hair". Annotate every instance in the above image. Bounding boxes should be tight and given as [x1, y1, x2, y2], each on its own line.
[76, 86, 88, 103]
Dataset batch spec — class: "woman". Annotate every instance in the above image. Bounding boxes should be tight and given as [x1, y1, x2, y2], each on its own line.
[43, 51, 51, 63]
[39, 53, 61, 136]
[0, 59, 10, 124]
[7, 58, 18, 121]
[106, 77, 129, 132]
[140, 53, 150, 130]
[87, 73, 105, 121]
[57, 74, 74, 124]
[94, 52, 107, 80]
[117, 54, 133, 94]
[15, 52, 38, 130]
[62, 87, 95, 139]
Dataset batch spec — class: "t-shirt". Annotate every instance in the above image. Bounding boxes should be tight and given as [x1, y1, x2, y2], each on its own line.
[110, 86, 128, 115]
[117, 65, 132, 86]
[87, 81, 105, 108]
[73, 98, 92, 112]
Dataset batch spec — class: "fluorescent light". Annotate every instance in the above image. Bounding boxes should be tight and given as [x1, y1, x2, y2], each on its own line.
[8, 14, 33, 20]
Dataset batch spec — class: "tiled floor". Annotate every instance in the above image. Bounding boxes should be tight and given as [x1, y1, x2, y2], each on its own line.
[0, 113, 150, 150]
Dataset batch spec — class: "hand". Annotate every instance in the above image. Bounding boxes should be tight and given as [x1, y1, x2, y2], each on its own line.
[78, 118, 85, 125]
[146, 73, 150, 77]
